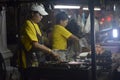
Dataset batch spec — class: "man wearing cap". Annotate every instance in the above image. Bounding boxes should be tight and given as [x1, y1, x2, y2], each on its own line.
[19, 4, 60, 68]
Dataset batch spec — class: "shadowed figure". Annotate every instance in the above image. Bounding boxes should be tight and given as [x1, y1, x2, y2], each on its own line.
[66, 19, 89, 61]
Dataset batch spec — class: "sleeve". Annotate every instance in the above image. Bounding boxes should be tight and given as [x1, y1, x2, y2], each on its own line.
[25, 22, 38, 42]
[59, 27, 72, 39]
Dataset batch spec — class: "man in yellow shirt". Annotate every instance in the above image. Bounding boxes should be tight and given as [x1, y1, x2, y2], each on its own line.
[19, 4, 60, 68]
[52, 12, 80, 61]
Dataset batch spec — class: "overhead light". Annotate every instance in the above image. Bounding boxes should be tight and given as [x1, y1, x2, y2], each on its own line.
[54, 5, 80, 9]
[94, 8, 101, 11]
[83, 7, 101, 11]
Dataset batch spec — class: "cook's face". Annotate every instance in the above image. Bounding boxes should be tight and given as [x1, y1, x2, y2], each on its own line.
[61, 19, 68, 27]
[33, 13, 43, 23]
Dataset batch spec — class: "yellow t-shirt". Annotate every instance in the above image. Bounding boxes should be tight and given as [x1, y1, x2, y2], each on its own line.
[19, 20, 42, 68]
[21, 20, 42, 51]
[52, 25, 72, 50]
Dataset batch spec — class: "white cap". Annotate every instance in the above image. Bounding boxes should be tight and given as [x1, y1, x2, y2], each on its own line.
[31, 4, 48, 16]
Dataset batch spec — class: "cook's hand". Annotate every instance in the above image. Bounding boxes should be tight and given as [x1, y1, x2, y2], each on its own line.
[51, 52, 62, 62]
[52, 52, 58, 57]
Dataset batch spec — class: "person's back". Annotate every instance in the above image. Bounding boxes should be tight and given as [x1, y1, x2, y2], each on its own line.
[66, 19, 82, 38]
[95, 44, 112, 70]
[96, 50, 112, 67]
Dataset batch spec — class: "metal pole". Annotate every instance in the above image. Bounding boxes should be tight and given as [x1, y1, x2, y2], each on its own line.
[88, 0, 97, 80]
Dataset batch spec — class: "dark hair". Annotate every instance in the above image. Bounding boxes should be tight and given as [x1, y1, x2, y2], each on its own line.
[55, 12, 68, 24]
[66, 19, 82, 38]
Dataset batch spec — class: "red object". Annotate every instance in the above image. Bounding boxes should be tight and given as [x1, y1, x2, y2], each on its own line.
[106, 16, 112, 22]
